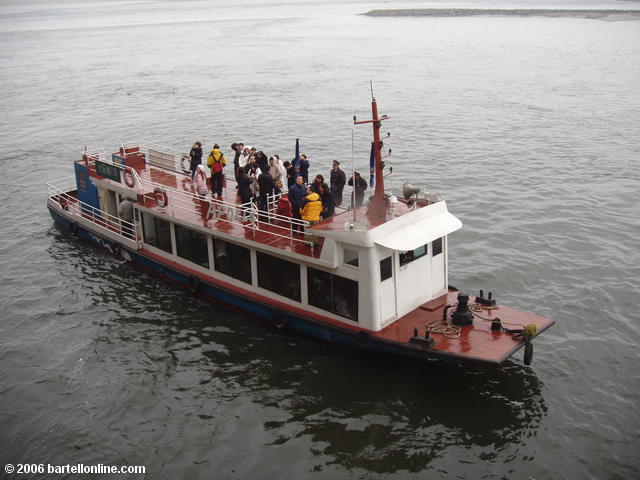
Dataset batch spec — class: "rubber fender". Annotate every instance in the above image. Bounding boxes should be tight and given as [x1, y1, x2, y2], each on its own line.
[188, 275, 201, 293]
[524, 342, 533, 366]
[272, 309, 288, 329]
[112, 244, 121, 257]
[71, 222, 79, 236]
[357, 330, 371, 347]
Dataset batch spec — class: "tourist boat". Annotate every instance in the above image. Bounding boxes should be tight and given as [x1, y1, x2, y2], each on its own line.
[46, 95, 554, 366]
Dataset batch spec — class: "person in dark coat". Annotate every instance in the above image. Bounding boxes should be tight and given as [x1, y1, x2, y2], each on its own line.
[298, 154, 310, 184]
[257, 171, 275, 222]
[330, 160, 346, 207]
[256, 151, 269, 173]
[243, 154, 260, 175]
[189, 142, 203, 180]
[283, 161, 295, 188]
[348, 171, 368, 208]
[237, 171, 254, 221]
[310, 174, 324, 194]
[318, 182, 334, 219]
[288, 176, 307, 233]
[232, 142, 244, 183]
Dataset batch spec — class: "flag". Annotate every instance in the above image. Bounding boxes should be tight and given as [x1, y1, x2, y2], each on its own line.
[293, 138, 301, 176]
[369, 141, 375, 188]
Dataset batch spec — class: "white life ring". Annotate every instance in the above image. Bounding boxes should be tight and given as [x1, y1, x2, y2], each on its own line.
[123, 167, 136, 188]
[154, 186, 169, 208]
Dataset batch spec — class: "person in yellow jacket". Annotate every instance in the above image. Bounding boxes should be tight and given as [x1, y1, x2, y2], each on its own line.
[207, 144, 227, 199]
[300, 187, 322, 244]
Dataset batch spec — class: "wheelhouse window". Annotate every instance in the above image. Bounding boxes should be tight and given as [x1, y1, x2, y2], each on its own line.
[380, 256, 393, 281]
[433, 237, 443, 257]
[257, 252, 300, 301]
[343, 248, 359, 267]
[141, 212, 172, 253]
[175, 224, 209, 268]
[308, 267, 358, 321]
[213, 239, 251, 284]
[399, 243, 427, 266]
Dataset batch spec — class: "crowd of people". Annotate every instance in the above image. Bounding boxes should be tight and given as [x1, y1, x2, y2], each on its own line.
[187, 141, 370, 229]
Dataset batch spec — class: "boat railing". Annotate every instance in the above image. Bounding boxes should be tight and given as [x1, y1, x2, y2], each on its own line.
[47, 177, 139, 243]
[119, 140, 189, 174]
[82, 147, 108, 166]
[90, 154, 313, 247]
[139, 185, 312, 247]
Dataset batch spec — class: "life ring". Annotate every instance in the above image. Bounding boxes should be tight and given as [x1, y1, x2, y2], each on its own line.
[188, 275, 201, 293]
[154, 187, 169, 208]
[181, 156, 191, 175]
[524, 342, 533, 366]
[272, 309, 288, 329]
[123, 167, 136, 188]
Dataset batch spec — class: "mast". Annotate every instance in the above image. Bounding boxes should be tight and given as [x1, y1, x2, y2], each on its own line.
[354, 86, 389, 217]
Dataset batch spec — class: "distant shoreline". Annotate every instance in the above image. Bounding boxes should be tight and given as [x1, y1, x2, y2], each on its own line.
[361, 8, 640, 20]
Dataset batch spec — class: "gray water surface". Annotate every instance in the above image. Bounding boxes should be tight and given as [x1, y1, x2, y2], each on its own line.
[1, 1, 639, 479]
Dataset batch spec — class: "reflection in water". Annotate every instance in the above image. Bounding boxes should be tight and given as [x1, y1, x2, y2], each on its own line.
[49, 233, 547, 474]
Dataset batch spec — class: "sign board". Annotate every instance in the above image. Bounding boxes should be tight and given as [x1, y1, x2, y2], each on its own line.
[95, 160, 121, 183]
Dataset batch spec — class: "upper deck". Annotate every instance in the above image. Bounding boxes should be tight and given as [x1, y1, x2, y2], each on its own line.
[82, 143, 437, 260]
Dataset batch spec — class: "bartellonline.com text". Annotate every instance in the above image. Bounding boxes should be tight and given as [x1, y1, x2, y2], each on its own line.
[4, 463, 146, 475]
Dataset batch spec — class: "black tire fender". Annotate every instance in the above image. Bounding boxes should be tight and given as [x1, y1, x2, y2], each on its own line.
[188, 275, 201, 293]
[71, 222, 79, 236]
[524, 342, 533, 366]
[357, 330, 371, 347]
[272, 309, 288, 329]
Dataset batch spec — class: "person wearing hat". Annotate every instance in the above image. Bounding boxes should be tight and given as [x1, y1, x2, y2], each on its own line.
[347, 171, 367, 208]
[330, 160, 346, 207]
[300, 186, 322, 245]
[189, 141, 203, 180]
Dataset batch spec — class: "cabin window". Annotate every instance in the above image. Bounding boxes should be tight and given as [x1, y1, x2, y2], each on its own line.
[213, 239, 251, 284]
[141, 212, 172, 253]
[433, 237, 443, 257]
[380, 256, 393, 281]
[257, 252, 301, 301]
[343, 248, 359, 267]
[308, 267, 358, 321]
[399, 243, 428, 266]
[175, 224, 209, 268]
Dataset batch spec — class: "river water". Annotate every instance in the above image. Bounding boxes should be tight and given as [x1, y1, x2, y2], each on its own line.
[1, 0, 639, 479]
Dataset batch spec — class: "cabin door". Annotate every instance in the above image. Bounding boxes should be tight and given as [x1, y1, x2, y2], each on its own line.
[380, 256, 397, 322]
[98, 188, 119, 228]
[431, 237, 446, 295]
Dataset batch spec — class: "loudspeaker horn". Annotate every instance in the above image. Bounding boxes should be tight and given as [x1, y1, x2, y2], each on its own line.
[402, 182, 421, 200]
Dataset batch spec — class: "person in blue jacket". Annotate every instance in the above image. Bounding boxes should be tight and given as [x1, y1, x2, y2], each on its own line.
[288, 176, 307, 233]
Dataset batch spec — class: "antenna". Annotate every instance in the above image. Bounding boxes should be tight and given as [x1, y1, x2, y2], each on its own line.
[351, 129, 356, 222]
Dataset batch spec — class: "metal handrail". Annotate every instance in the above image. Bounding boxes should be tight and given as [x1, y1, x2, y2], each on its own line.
[47, 179, 139, 243]
[80, 151, 314, 247]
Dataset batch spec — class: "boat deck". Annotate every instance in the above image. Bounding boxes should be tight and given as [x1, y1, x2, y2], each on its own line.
[85, 147, 417, 259]
[374, 291, 554, 363]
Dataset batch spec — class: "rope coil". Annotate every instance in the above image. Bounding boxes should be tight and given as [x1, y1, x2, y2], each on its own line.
[426, 320, 461, 339]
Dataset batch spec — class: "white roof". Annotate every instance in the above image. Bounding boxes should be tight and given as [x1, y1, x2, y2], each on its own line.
[373, 210, 462, 251]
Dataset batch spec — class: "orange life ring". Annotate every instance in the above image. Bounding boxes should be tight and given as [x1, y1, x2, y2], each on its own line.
[154, 186, 169, 208]
[123, 167, 136, 188]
